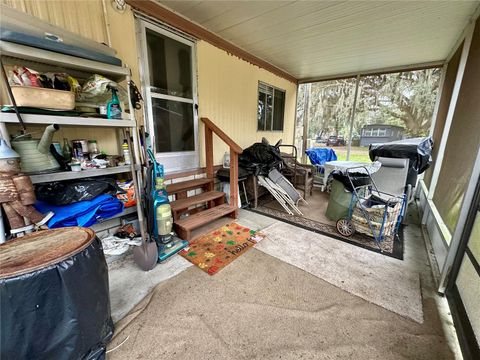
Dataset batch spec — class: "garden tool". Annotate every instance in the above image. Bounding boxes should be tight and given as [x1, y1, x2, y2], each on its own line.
[124, 130, 157, 271]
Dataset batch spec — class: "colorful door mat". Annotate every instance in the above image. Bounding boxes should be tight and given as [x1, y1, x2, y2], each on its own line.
[180, 223, 265, 275]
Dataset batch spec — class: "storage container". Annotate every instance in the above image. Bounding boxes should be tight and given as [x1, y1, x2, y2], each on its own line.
[11, 85, 75, 110]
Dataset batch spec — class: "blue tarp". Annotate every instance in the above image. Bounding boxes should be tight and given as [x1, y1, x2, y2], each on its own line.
[35, 194, 124, 228]
[306, 148, 337, 166]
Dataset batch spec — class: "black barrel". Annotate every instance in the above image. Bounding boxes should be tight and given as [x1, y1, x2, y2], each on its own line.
[0, 227, 114, 360]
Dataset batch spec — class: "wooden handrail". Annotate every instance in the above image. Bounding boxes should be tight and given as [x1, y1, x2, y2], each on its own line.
[201, 117, 242, 213]
[201, 117, 243, 154]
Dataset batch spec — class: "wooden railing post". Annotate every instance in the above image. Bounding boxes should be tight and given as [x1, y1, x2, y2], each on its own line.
[205, 125, 214, 183]
[201, 117, 242, 216]
[230, 149, 239, 214]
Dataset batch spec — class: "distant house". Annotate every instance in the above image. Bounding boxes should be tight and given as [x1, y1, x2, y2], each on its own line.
[360, 124, 404, 146]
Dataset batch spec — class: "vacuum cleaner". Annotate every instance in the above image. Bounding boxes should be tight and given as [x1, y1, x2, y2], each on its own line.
[145, 149, 188, 262]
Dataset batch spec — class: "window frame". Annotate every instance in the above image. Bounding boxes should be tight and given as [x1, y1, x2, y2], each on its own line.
[257, 81, 286, 132]
[378, 127, 387, 137]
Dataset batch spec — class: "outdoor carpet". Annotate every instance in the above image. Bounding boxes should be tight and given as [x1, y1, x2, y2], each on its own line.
[250, 197, 404, 260]
[107, 250, 451, 360]
[180, 223, 263, 275]
[256, 221, 423, 323]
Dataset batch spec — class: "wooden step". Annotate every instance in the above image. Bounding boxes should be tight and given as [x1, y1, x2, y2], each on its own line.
[170, 191, 225, 220]
[174, 204, 237, 241]
[166, 178, 213, 196]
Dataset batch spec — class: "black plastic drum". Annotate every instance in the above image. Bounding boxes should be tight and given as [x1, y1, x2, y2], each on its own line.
[0, 227, 114, 360]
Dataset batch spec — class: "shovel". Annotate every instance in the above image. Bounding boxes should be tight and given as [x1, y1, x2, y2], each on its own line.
[125, 130, 157, 271]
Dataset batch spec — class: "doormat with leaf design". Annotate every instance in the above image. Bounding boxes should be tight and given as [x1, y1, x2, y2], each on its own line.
[180, 223, 264, 275]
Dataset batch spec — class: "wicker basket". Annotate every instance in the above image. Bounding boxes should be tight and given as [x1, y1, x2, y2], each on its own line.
[352, 198, 402, 239]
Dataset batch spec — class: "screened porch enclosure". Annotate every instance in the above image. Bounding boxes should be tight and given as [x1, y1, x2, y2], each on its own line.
[295, 68, 441, 163]
[150, 2, 480, 355]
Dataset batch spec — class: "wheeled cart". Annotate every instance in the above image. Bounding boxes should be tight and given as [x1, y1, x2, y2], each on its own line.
[335, 166, 406, 246]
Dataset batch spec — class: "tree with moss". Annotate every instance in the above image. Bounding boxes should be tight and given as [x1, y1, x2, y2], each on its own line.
[298, 68, 441, 140]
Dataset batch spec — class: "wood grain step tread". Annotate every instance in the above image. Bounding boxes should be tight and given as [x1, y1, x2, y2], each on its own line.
[166, 178, 213, 194]
[175, 204, 236, 231]
[170, 191, 225, 211]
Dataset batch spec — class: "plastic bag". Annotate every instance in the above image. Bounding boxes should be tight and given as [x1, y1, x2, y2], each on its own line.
[7, 66, 41, 87]
[116, 179, 136, 207]
[78, 74, 126, 103]
[35, 178, 124, 205]
[239, 142, 283, 176]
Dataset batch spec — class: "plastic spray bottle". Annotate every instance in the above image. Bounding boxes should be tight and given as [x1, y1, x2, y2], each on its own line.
[106, 85, 122, 119]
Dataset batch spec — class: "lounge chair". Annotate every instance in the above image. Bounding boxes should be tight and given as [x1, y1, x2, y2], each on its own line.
[370, 157, 412, 222]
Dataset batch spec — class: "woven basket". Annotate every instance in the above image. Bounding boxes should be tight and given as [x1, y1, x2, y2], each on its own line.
[352, 199, 402, 239]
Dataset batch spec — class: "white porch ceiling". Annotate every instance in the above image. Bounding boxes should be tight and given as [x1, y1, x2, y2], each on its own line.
[158, 0, 479, 81]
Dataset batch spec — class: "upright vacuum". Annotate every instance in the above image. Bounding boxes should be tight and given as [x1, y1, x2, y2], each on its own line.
[144, 149, 188, 262]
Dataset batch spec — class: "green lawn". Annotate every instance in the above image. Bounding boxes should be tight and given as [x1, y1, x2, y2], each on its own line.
[310, 145, 371, 163]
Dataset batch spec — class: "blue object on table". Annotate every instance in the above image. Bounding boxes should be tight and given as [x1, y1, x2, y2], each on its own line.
[35, 194, 124, 228]
[305, 148, 337, 173]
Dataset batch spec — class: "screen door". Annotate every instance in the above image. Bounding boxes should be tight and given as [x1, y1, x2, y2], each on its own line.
[138, 20, 199, 171]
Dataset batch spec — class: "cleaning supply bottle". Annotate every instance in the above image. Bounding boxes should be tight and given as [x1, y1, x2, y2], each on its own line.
[106, 85, 122, 119]
[62, 138, 72, 160]
[122, 139, 131, 165]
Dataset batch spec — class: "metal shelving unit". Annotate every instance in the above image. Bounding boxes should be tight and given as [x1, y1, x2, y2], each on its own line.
[0, 113, 136, 128]
[29, 165, 140, 184]
[0, 41, 129, 79]
[90, 207, 137, 233]
[0, 40, 144, 237]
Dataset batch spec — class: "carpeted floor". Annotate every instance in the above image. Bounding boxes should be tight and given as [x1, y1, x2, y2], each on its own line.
[107, 249, 453, 360]
[252, 190, 404, 259]
[256, 222, 422, 323]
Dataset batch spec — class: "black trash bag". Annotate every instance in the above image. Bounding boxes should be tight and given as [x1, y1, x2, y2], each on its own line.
[35, 178, 125, 206]
[239, 141, 283, 176]
[0, 237, 114, 360]
[331, 170, 372, 192]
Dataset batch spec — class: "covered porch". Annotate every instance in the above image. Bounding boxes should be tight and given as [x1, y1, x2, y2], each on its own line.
[1, 1, 479, 359]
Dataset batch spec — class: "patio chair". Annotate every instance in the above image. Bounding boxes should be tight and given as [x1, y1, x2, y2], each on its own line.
[305, 147, 337, 191]
[278, 145, 315, 199]
[370, 157, 412, 222]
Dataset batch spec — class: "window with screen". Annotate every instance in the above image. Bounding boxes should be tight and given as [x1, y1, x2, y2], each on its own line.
[258, 82, 285, 131]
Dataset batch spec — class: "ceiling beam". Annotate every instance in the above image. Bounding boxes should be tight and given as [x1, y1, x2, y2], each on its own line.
[298, 61, 445, 83]
[126, 0, 298, 83]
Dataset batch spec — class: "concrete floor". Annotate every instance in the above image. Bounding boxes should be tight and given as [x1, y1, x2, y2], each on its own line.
[107, 209, 277, 322]
[262, 188, 335, 225]
[106, 206, 461, 359]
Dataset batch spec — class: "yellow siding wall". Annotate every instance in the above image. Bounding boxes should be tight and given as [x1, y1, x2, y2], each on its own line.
[1, 0, 108, 44]
[197, 41, 297, 165]
[1, 1, 297, 167]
